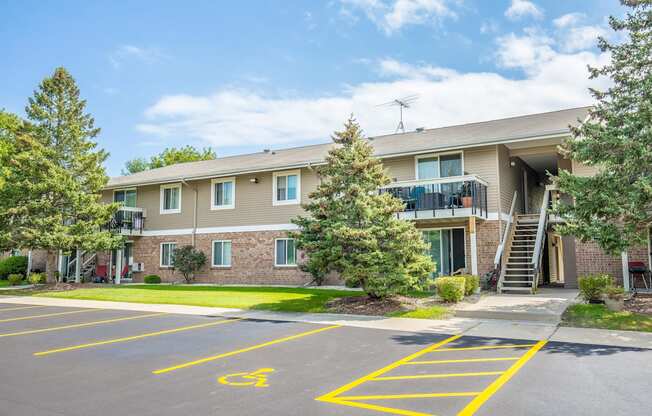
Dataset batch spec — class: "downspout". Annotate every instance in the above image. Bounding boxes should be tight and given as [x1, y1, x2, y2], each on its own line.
[181, 178, 198, 246]
[495, 145, 504, 242]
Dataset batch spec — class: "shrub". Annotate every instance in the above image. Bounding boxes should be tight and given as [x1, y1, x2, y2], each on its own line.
[7, 273, 24, 286]
[434, 276, 465, 303]
[171, 246, 207, 283]
[604, 285, 625, 300]
[578, 274, 613, 303]
[0, 256, 28, 279]
[144, 274, 161, 284]
[27, 273, 46, 285]
[461, 275, 480, 296]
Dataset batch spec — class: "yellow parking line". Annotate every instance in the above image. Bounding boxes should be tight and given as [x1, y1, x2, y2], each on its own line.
[35, 318, 242, 356]
[0, 305, 44, 312]
[0, 312, 167, 338]
[406, 357, 520, 365]
[0, 309, 100, 323]
[457, 340, 547, 416]
[337, 392, 481, 401]
[153, 324, 341, 375]
[373, 371, 504, 381]
[432, 344, 536, 352]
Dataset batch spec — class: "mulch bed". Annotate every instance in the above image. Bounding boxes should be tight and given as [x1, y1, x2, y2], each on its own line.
[326, 295, 440, 316]
[624, 294, 652, 315]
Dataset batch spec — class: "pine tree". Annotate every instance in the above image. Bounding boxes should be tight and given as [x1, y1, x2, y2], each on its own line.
[291, 117, 434, 298]
[8, 67, 123, 279]
[555, 1, 652, 254]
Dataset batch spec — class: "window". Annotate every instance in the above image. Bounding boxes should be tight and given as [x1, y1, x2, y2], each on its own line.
[160, 242, 177, 267]
[212, 240, 232, 267]
[421, 228, 465, 277]
[275, 238, 296, 266]
[160, 184, 181, 214]
[416, 153, 463, 180]
[114, 189, 137, 207]
[211, 178, 235, 210]
[273, 170, 300, 205]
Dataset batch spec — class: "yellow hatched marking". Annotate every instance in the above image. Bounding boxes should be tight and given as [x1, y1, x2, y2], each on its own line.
[457, 340, 547, 416]
[338, 392, 481, 401]
[373, 371, 504, 381]
[35, 318, 242, 356]
[329, 399, 432, 416]
[153, 324, 340, 375]
[406, 357, 520, 365]
[316, 334, 462, 416]
[432, 344, 536, 352]
[0, 312, 167, 338]
[0, 305, 44, 312]
[0, 309, 100, 323]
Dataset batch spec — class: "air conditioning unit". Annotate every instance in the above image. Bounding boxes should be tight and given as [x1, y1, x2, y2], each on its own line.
[132, 262, 145, 272]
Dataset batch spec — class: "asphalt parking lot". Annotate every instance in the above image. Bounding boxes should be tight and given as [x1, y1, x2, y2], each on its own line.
[0, 302, 649, 416]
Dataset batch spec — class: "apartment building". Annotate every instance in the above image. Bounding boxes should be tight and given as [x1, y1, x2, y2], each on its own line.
[57, 107, 650, 293]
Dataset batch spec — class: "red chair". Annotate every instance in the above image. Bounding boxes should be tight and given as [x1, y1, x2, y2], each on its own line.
[121, 264, 129, 279]
[95, 265, 108, 283]
[628, 261, 650, 291]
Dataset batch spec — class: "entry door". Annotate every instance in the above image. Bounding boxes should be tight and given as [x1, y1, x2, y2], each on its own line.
[422, 229, 466, 277]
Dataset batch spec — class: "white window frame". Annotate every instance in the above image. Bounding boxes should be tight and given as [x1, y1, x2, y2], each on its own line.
[274, 238, 297, 267]
[414, 151, 465, 180]
[210, 177, 236, 210]
[113, 188, 137, 207]
[159, 242, 177, 268]
[160, 183, 182, 214]
[272, 170, 301, 206]
[211, 240, 232, 267]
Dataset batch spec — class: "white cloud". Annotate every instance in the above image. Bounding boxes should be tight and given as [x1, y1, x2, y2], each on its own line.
[138, 45, 608, 148]
[504, 0, 543, 21]
[339, 0, 457, 34]
[553, 12, 585, 28]
[560, 25, 605, 52]
[109, 45, 167, 69]
[480, 20, 500, 34]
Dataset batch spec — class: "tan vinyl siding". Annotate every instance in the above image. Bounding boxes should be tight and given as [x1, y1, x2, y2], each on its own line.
[383, 156, 416, 181]
[571, 160, 599, 177]
[101, 190, 113, 204]
[464, 146, 499, 212]
[497, 144, 523, 215]
[137, 183, 194, 230]
[195, 168, 319, 228]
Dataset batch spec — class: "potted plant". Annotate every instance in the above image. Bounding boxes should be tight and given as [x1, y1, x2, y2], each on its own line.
[603, 286, 625, 311]
[461, 182, 473, 208]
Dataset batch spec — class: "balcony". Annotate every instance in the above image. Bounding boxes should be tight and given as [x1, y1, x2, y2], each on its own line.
[380, 175, 489, 220]
[107, 207, 145, 236]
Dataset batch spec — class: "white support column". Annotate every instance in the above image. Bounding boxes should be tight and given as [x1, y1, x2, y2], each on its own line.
[621, 251, 630, 292]
[74, 249, 81, 283]
[469, 217, 479, 276]
[115, 248, 123, 285]
[58, 250, 64, 282]
[27, 250, 32, 277]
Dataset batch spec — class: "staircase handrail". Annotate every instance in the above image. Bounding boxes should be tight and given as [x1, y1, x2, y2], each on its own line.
[494, 191, 518, 268]
[531, 189, 550, 289]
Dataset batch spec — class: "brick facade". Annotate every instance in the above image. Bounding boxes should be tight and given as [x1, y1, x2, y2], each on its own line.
[127, 231, 341, 285]
[574, 239, 649, 286]
[476, 220, 501, 277]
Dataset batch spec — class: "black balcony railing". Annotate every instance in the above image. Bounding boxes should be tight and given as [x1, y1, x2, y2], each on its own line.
[106, 207, 144, 234]
[380, 177, 488, 218]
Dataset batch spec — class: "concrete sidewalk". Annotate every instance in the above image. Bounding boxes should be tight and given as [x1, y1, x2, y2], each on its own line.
[452, 288, 579, 324]
[2, 294, 651, 349]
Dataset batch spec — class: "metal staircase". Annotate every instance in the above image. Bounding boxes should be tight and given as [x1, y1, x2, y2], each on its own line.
[65, 251, 97, 283]
[496, 188, 551, 294]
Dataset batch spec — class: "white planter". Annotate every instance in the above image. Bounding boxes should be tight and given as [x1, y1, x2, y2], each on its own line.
[604, 297, 624, 312]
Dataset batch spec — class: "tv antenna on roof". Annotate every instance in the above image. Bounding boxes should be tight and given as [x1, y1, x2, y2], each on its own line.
[377, 94, 419, 133]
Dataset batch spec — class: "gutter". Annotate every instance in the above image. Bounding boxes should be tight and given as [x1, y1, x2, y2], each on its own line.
[104, 130, 571, 190]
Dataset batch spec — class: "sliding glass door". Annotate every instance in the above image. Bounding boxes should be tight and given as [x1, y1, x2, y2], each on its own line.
[422, 228, 466, 277]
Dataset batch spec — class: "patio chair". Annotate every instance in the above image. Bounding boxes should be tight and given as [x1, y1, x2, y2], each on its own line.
[94, 264, 108, 284]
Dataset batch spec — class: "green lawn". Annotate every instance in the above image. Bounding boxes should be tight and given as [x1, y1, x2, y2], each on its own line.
[561, 304, 652, 332]
[388, 305, 451, 320]
[0, 280, 10, 288]
[36, 285, 361, 313]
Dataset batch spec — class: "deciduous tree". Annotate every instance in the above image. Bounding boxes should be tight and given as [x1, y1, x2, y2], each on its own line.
[123, 146, 216, 175]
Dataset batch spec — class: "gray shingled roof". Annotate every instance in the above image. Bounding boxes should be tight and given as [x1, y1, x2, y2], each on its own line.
[106, 106, 589, 188]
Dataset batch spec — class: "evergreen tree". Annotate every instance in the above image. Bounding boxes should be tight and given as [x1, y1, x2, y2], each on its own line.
[291, 117, 434, 298]
[13, 68, 122, 279]
[554, 1, 651, 254]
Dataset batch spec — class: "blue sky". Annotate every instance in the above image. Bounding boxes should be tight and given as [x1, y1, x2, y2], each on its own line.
[1, 0, 624, 176]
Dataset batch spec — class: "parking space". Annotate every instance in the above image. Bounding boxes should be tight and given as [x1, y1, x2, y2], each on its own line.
[0, 302, 649, 416]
